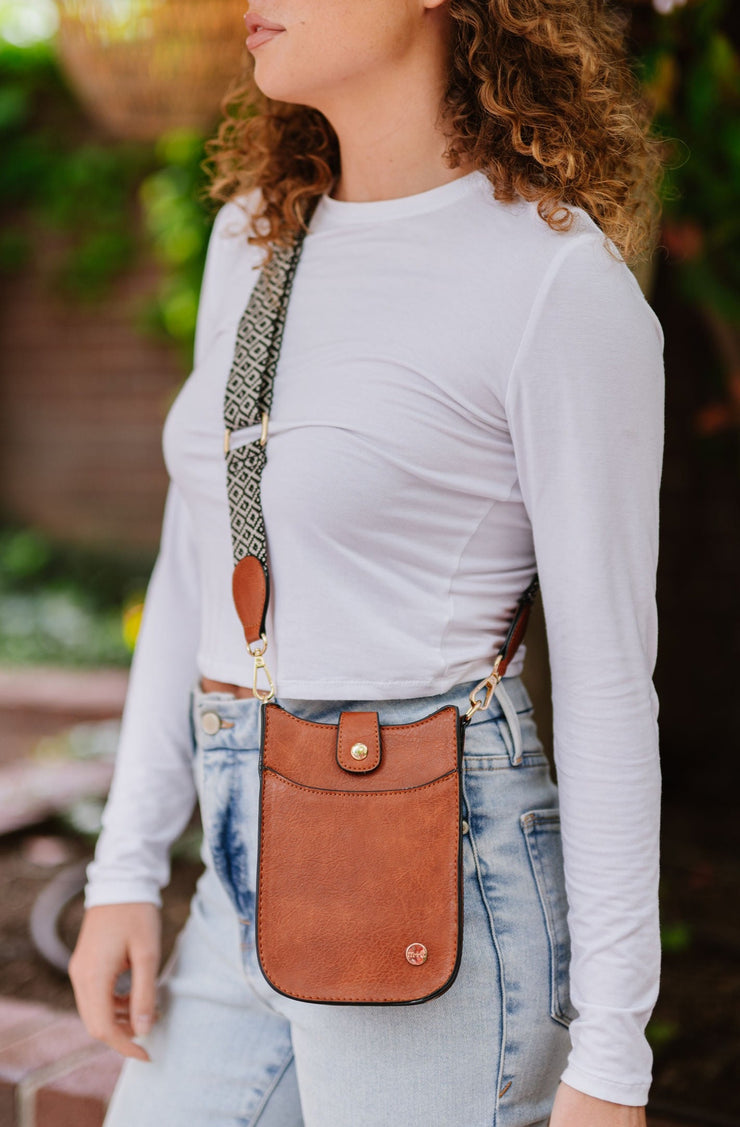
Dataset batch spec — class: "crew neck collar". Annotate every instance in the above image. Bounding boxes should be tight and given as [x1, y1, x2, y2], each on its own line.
[311, 169, 487, 229]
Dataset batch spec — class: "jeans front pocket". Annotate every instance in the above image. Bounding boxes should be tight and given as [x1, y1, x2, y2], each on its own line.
[520, 809, 578, 1028]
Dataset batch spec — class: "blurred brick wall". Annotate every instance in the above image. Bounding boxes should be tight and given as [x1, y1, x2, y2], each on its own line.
[0, 232, 185, 556]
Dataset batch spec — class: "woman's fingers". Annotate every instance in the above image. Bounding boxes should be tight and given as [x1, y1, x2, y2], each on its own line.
[129, 941, 159, 1037]
[95, 1005, 151, 1062]
[111, 994, 136, 1035]
[69, 903, 162, 1062]
[73, 960, 151, 1062]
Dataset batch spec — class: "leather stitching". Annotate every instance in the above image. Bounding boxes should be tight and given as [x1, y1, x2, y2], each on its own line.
[265, 703, 457, 736]
[263, 766, 457, 796]
[257, 768, 461, 1003]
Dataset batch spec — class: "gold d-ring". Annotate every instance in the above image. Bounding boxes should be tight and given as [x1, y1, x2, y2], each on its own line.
[247, 634, 268, 659]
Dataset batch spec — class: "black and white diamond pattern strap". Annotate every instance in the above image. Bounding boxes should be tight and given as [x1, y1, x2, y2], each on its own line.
[223, 229, 307, 567]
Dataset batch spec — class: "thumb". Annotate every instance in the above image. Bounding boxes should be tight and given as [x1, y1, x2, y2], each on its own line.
[129, 942, 159, 1038]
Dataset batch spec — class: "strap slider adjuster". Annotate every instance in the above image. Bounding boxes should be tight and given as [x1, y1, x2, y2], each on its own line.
[223, 412, 269, 458]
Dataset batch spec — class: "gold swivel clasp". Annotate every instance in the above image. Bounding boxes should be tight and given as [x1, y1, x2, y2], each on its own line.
[464, 656, 503, 723]
[248, 634, 276, 703]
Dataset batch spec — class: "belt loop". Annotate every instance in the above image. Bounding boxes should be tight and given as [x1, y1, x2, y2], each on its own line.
[495, 679, 523, 766]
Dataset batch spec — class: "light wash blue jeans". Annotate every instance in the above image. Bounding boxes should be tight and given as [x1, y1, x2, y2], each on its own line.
[105, 676, 574, 1127]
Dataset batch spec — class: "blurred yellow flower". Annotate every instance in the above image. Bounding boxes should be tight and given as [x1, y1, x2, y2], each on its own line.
[122, 597, 145, 652]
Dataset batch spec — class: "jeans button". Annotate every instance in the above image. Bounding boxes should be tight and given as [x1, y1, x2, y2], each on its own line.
[201, 711, 222, 735]
[462, 820, 470, 835]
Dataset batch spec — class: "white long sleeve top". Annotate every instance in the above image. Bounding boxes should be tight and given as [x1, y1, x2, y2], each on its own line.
[84, 169, 664, 1105]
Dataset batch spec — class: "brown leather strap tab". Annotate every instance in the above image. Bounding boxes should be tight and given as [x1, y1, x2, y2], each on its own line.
[232, 556, 269, 646]
[336, 711, 382, 774]
[496, 601, 532, 677]
[495, 575, 540, 677]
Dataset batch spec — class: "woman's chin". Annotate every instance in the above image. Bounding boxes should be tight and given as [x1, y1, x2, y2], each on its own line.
[253, 73, 321, 111]
[250, 42, 296, 99]
[252, 65, 298, 104]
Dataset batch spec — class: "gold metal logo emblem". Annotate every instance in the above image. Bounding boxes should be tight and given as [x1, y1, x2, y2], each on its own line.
[405, 943, 428, 966]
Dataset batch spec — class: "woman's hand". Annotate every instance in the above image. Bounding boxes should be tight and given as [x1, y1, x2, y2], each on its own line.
[69, 902, 162, 1062]
[549, 1082, 647, 1127]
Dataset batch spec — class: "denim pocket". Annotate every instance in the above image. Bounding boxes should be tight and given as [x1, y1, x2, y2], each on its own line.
[462, 712, 511, 767]
[520, 809, 578, 1027]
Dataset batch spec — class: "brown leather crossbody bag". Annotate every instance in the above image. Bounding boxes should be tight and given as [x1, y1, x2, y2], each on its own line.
[223, 213, 538, 1005]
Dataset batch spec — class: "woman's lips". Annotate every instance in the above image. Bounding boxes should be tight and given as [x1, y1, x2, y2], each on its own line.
[247, 26, 284, 49]
[244, 12, 286, 51]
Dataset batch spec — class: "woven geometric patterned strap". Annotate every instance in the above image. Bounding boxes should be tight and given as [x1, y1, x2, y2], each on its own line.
[223, 229, 308, 567]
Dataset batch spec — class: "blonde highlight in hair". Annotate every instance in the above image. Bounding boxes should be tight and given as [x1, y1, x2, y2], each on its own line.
[206, 0, 663, 264]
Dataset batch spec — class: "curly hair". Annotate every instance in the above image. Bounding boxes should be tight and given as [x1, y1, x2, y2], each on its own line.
[206, 0, 664, 265]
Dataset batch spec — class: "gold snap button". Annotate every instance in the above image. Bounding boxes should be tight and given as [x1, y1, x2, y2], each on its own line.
[201, 711, 222, 736]
[405, 943, 428, 966]
[350, 742, 368, 761]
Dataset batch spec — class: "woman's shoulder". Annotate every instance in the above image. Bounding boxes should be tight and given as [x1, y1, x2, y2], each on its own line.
[473, 176, 631, 277]
[542, 212, 664, 353]
[506, 195, 661, 344]
[464, 177, 663, 352]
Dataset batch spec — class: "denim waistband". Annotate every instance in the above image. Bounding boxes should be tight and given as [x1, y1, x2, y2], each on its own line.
[190, 674, 533, 767]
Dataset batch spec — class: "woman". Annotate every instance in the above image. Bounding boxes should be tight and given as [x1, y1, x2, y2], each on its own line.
[70, 1, 665, 1124]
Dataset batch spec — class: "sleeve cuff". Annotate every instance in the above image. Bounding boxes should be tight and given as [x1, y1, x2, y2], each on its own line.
[84, 879, 162, 910]
[560, 1063, 650, 1108]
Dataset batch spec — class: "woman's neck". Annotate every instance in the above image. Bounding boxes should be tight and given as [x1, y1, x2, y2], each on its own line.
[318, 23, 473, 203]
[328, 92, 475, 203]
[330, 139, 475, 204]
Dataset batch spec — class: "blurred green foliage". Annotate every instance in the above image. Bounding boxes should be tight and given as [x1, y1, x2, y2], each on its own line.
[0, 39, 150, 298]
[0, 524, 145, 606]
[0, 524, 149, 666]
[0, 37, 213, 356]
[0, 587, 130, 666]
[138, 130, 214, 356]
[646, 1018, 681, 1050]
[660, 919, 693, 953]
[636, 0, 740, 326]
